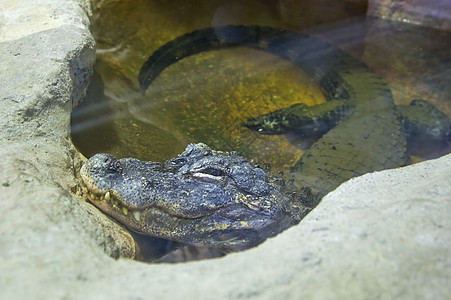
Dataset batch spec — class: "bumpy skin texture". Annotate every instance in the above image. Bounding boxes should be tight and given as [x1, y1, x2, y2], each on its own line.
[81, 143, 295, 251]
[396, 100, 451, 156]
[81, 26, 451, 252]
[248, 99, 451, 207]
[243, 100, 355, 136]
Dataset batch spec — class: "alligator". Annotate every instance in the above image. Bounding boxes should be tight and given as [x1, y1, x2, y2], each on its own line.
[81, 26, 451, 256]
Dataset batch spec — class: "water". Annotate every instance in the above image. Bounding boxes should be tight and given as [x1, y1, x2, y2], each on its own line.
[71, 0, 450, 261]
[72, 1, 450, 169]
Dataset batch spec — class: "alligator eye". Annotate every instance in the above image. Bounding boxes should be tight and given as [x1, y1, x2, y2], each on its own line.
[198, 167, 224, 177]
[169, 158, 186, 167]
[192, 167, 226, 183]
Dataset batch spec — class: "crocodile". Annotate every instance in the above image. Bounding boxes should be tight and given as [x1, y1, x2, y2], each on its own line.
[81, 26, 451, 255]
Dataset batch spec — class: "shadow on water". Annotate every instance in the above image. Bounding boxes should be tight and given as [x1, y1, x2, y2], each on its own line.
[71, 0, 451, 262]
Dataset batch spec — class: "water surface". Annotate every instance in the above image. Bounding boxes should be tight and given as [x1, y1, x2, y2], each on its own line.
[72, 0, 451, 172]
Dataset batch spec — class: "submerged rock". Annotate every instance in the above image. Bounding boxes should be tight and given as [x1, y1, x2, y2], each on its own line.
[368, 0, 451, 31]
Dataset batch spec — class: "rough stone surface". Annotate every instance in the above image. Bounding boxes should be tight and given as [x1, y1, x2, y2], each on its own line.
[0, 0, 450, 299]
[0, 0, 137, 271]
[0, 0, 92, 42]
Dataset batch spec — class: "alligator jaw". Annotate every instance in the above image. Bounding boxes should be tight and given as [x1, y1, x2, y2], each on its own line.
[81, 178, 290, 251]
[79, 146, 295, 251]
[81, 181, 142, 222]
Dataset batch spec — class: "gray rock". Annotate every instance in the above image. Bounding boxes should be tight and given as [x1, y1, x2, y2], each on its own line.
[0, 0, 450, 299]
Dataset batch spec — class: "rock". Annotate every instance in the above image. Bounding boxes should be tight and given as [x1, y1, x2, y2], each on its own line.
[277, 0, 367, 28]
[368, 0, 451, 31]
[0, 0, 450, 299]
[0, 0, 137, 281]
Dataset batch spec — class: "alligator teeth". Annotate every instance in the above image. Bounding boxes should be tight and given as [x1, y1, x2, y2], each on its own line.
[133, 211, 141, 221]
[105, 191, 111, 201]
[122, 207, 128, 215]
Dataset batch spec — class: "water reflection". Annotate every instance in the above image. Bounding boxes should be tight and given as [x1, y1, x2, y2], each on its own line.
[72, 14, 450, 166]
[72, 0, 450, 262]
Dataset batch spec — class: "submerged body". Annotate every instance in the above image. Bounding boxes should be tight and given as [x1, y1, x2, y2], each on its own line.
[81, 26, 451, 253]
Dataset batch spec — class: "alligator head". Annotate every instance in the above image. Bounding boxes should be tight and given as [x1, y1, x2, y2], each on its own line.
[80, 143, 295, 252]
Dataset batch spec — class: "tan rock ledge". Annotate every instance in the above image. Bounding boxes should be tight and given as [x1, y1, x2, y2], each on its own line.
[0, 0, 450, 299]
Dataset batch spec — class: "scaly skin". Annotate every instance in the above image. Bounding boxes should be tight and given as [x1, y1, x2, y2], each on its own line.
[81, 26, 451, 252]
[81, 143, 295, 252]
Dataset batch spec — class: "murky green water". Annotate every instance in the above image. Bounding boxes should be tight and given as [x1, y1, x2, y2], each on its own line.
[72, 0, 451, 170]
